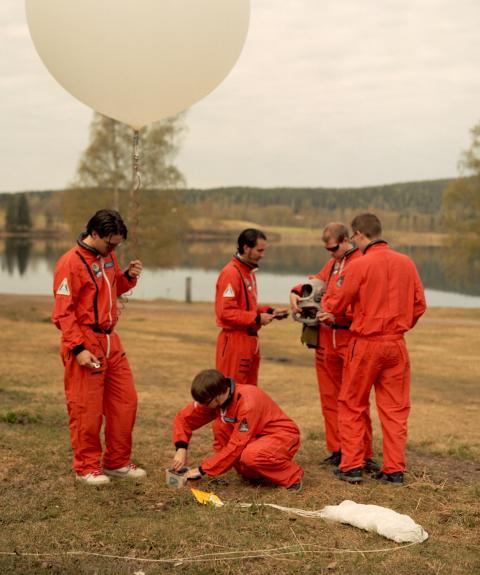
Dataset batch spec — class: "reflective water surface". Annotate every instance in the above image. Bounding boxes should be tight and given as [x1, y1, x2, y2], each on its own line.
[1, 238, 479, 307]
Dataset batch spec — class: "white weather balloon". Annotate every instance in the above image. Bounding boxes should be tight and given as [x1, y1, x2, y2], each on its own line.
[25, 0, 250, 129]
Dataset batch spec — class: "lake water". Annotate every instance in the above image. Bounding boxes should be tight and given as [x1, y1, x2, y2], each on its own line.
[1, 239, 479, 308]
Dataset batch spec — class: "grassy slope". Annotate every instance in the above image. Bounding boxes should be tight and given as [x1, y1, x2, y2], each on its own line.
[190, 218, 448, 247]
[0, 296, 479, 574]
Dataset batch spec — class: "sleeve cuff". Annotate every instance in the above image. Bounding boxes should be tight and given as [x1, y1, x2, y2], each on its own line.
[175, 441, 189, 450]
[198, 465, 206, 476]
[255, 313, 261, 326]
[72, 344, 85, 356]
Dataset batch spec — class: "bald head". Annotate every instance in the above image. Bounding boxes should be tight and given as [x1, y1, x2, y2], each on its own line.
[322, 222, 349, 244]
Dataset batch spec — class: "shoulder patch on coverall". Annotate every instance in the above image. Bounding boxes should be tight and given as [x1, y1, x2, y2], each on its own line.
[223, 283, 235, 297]
[56, 278, 70, 296]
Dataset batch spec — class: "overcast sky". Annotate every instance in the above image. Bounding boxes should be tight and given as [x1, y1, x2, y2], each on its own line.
[1, 0, 480, 193]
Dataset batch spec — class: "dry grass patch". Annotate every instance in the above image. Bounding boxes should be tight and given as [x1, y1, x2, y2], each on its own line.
[0, 296, 479, 574]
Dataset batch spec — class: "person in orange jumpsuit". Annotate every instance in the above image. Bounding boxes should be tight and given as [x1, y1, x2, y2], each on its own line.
[320, 213, 426, 485]
[290, 222, 376, 471]
[52, 209, 146, 486]
[171, 369, 304, 490]
[215, 229, 288, 386]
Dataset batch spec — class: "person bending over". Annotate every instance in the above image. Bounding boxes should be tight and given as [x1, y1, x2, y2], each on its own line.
[171, 369, 304, 490]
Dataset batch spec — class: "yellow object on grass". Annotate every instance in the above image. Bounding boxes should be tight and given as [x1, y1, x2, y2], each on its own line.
[190, 488, 224, 508]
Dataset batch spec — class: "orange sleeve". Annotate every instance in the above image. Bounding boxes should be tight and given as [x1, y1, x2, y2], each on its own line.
[216, 266, 258, 328]
[51, 254, 86, 351]
[113, 254, 138, 296]
[172, 402, 217, 447]
[291, 261, 331, 294]
[411, 266, 427, 326]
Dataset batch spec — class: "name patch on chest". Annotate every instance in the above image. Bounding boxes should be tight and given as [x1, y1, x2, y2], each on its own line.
[238, 418, 249, 432]
[223, 415, 237, 423]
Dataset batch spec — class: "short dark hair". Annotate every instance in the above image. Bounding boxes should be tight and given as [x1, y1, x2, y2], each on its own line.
[351, 213, 382, 239]
[191, 369, 230, 404]
[237, 228, 267, 255]
[86, 209, 128, 240]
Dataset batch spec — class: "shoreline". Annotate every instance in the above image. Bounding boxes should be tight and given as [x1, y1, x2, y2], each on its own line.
[0, 225, 449, 248]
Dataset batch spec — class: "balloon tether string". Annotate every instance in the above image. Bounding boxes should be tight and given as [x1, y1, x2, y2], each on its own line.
[120, 130, 142, 313]
[129, 129, 142, 257]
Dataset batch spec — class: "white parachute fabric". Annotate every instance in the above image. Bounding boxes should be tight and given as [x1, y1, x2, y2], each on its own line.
[319, 500, 429, 544]
[238, 500, 428, 544]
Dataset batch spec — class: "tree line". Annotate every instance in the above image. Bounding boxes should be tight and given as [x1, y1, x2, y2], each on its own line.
[1, 111, 479, 242]
[0, 178, 455, 237]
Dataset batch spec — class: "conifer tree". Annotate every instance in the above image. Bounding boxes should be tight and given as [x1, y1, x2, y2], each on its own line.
[16, 194, 32, 232]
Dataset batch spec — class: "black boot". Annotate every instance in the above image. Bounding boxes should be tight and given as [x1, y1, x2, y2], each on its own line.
[322, 451, 342, 466]
[363, 458, 381, 473]
[334, 467, 363, 484]
[373, 471, 404, 485]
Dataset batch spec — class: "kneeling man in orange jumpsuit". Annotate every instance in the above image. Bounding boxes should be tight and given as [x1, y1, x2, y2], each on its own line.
[52, 209, 146, 485]
[320, 213, 426, 485]
[171, 369, 304, 490]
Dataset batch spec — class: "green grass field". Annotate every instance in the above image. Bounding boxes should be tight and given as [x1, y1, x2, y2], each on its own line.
[0, 295, 479, 574]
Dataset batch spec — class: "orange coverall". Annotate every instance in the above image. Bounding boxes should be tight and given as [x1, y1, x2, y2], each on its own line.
[215, 256, 272, 385]
[52, 236, 138, 476]
[322, 241, 426, 473]
[173, 382, 303, 487]
[292, 247, 373, 457]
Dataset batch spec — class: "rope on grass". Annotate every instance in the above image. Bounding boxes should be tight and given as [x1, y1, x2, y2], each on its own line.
[0, 541, 422, 565]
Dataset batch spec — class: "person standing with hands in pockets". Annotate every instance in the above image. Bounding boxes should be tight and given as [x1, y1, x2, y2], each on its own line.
[52, 209, 146, 485]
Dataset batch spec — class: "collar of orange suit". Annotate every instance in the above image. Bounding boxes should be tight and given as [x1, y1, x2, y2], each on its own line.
[363, 239, 388, 254]
[344, 246, 359, 259]
[234, 254, 259, 270]
[77, 232, 102, 257]
[220, 378, 235, 410]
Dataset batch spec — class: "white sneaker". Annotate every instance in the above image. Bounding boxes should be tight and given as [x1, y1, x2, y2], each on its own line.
[104, 463, 147, 479]
[76, 471, 111, 486]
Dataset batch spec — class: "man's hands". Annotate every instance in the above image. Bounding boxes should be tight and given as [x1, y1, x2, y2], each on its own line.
[126, 259, 143, 278]
[272, 307, 289, 320]
[172, 447, 202, 479]
[171, 450, 202, 480]
[259, 308, 290, 326]
[172, 448, 188, 472]
[290, 293, 301, 313]
[184, 467, 202, 480]
[291, 293, 335, 325]
[76, 349, 101, 369]
[259, 312, 274, 326]
[316, 310, 335, 324]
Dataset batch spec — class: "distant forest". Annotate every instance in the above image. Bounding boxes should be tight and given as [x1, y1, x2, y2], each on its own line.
[180, 179, 449, 231]
[0, 178, 451, 235]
